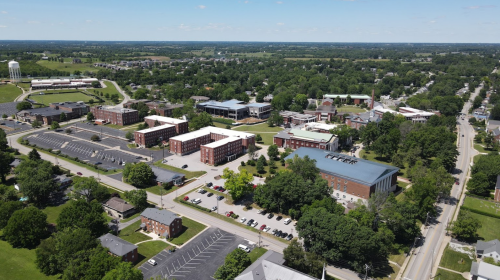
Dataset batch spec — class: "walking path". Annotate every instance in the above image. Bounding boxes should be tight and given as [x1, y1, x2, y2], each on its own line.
[118, 216, 141, 230]
[438, 266, 470, 279]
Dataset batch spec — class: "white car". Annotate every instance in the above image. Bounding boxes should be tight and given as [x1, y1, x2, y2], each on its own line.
[263, 226, 271, 232]
[283, 218, 292, 225]
[192, 198, 201, 204]
[197, 188, 203, 193]
[251, 221, 258, 227]
[257, 209, 263, 214]
[240, 217, 247, 223]
[211, 206, 217, 211]
[147, 259, 157, 266]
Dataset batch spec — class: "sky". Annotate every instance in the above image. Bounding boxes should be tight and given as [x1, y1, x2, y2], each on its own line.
[0, 0, 498, 43]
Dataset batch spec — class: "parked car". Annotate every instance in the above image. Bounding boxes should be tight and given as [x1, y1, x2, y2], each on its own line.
[147, 259, 157, 266]
[226, 211, 234, 217]
[182, 164, 188, 169]
[200, 189, 207, 194]
[281, 232, 288, 238]
[192, 198, 201, 204]
[217, 195, 224, 201]
[286, 234, 293, 241]
[77, 172, 83, 176]
[251, 221, 258, 227]
[261, 209, 267, 215]
[264, 226, 271, 232]
[240, 217, 247, 223]
[219, 187, 226, 192]
[247, 219, 254, 226]
[276, 216, 283, 221]
[257, 209, 263, 214]
[197, 189, 203, 193]
[95, 162, 102, 165]
[283, 218, 292, 225]
[238, 244, 251, 253]
[271, 229, 277, 235]
[275, 230, 282, 237]
[207, 192, 214, 197]
[267, 213, 274, 219]
[206, 182, 213, 188]
[214, 186, 220, 190]
[260, 224, 266, 230]
[183, 196, 189, 201]
[211, 206, 217, 212]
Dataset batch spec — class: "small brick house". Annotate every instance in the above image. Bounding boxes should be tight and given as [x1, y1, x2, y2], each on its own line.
[99, 233, 138, 263]
[140, 208, 182, 238]
[103, 197, 136, 219]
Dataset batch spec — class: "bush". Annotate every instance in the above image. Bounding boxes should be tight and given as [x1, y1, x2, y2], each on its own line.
[461, 205, 500, 219]
[241, 161, 245, 166]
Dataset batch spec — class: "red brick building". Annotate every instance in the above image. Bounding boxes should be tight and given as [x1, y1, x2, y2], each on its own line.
[140, 208, 182, 238]
[134, 124, 177, 147]
[200, 136, 242, 165]
[279, 111, 317, 125]
[286, 147, 399, 204]
[49, 101, 89, 118]
[90, 106, 139, 126]
[169, 127, 255, 161]
[144, 115, 189, 135]
[273, 129, 338, 151]
[147, 102, 184, 117]
[99, 233, 138, 263]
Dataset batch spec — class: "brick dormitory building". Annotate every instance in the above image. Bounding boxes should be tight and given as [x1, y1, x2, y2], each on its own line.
[140, 208, 182, 238]
[17, 101, 89, 125]
[144, 115, 189, 135]
[286, 147, 399, 203]
[273, 128, 339, 151]
[134, 116, 188, 147]
[90, 106, 139, 126]
[169, 126, 255, 165]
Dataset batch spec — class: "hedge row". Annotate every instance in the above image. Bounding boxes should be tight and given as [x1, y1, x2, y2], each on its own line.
[461, 205, 500, 220]
[213, 118, 234, 125]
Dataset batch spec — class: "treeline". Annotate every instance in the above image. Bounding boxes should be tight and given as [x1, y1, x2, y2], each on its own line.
[0, 59, 69, 78]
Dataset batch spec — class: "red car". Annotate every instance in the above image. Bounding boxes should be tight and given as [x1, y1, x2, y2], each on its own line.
[214, 186, 220, 190]
[226, 211, 234, 217]
[183, 196, 189, 201]
[77, 172, 83, 176]
[219, 187, 226, 192]
[260, 224, 266, 230]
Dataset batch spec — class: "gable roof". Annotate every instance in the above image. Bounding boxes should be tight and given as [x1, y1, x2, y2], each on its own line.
[141, 208, 180, 225]
[104, 197, 135, 213]
[477, 239, 500, 254]
[289, 129, 335, 142]
[285, 147, 399, 186]
[98, 233, 137, 257]
[236, 259, 318, 280]
[471, 261, 500, 279]
[151, 166, 184, 183]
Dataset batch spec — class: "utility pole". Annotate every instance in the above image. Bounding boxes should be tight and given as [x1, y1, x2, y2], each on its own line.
[100, 128, 102, 139]
[425, 212, 430, 227]
[258, 231, 261, 248]
[160, 187, 163, 209]
[364, 264, 370, 280]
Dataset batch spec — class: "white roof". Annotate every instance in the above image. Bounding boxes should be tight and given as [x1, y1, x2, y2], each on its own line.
[202, 136, 241, 148]
[373, 105, 435, 118]
[304, 122, 338, 131]
[475, 261, 500, 279]
[145, 115, 187, 125]
[170, 126, 254, 143]
[136, 124, 175, 134]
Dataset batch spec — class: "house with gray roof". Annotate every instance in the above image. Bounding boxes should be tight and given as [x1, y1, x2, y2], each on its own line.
[477, 239, 500, 262]
[286, 147, 399, 204]
[99, 233, 138, 263]
[470, 261, 500, 280]
[151, 166, 184, 186]
[140, 208, 182, 238]
[274, 129, 338, 151]
[103, 197, 136, 219]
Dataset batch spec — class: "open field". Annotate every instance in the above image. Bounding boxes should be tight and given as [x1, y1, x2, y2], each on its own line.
[469, 212, 500, 241]
[119, 220, 153, 244]
[231, 52, 274, 58]
[88, 81, 123, 103]
[36, 60, 96, 73]
[359, 150, 409, 178]
[336, 105, 367, 113]
[184, 49, 215, 56]
[463, 196, 500, 217]
[153, 161, 207, 180]
[135, 241, 171, 268]
[30, 92, 96, 105]
[168, 217, 207, 246]
[473, 143, 493, 154]
[0, 239, 59, 280]
[42, 201, 73, 224]
[233, 123, 283, 133]
[439, 245, 473, 272]
[0, 84, 23, 103]
[435, 269, 467, 280]
[284, 57, 345, 61]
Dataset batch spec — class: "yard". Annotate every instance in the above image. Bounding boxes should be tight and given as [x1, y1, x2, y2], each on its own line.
[42, 201, 73, 224]
[88, 81, 124, 103]
[435, 268, 467, 280]
[36, 60, 96, 74]
[439, 245, 473, 273]
[470, 212, 500, 241]
[0, 239, 59, 280]
[135, 241, 171, 268]
[248, 247, 268, 263]
[30, 92, 96, 106]
[473, 143, 493, 154]
[232, 123, 283, 133]
[336, 105, 368, 113]
[118, 220, 152, 244]
[153, 161, 207, 180]
[359, 150, 409, 178]
[238, 162, 286, 177]
[168, 217, 207, 246]
[374, 263, 399, 280]
[463, 196, 500, 217]
[0, 84, 22, 103]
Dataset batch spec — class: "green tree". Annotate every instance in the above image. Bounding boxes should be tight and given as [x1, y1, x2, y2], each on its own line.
[189, 112, 213, 131]
[91, 81, 100, 88]
[102, 262, 143, 280]
[450, 210, 481, 241]
[0, 129, 7, 151]
[65, 128, 72, 134]
[267, 111, 283, 127]
[51, 121, 60, 130]
[491, 104, 500, 120]
[28, 148, 41, 160]
[294, 94, 309, 109]
[125, 131, 134, 141]
[0, 201, 23, 229]
[72, 176, 110, 202]
[57, 200, 108, 237]
[285, 154, 319, 182]
[467, 172, 490, 197]
[360, 122, 379, 148]
[32, 119, 42, 128]
[133, 88, 149, 100]
[60, 112, 67, 123]
[124, 189, 148, 210]
[221, 168, 254, 201]
[0, 151, 14, 183]
[86, 112, 94, 122]
[256, 159, 265, 174]
[16, 159, 56, 204]
[127, 162, 154, 188]
[123, 162, 133, 179]
[267, 144, 279, 159]
[62, 245, 121, 280]
[2, 114, 7, 119]
[484, 132, 495, 148]
[3, 207, 48, 248]
[255, 134, 262, 142]
[91, 134, 100, 141]
[346, 94, 352, 105]
[214, 248, 251, 280]
[247, 144, 258, 160]
[16, 101, 32, 111]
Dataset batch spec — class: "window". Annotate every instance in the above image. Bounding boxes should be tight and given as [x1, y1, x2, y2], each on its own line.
[325, 175, 328, 179]
[331, 182, 334, 187]
[337, 178, 341, 182]
[344, 180, 348, 184]
[343, 195, 346, 199]
[336, 193, 339, 197]
[343, 186, 347, 192]
[337, 184, 340, 190]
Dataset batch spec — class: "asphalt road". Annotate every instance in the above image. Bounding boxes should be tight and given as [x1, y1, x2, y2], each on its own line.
[402, 83, 481, 280]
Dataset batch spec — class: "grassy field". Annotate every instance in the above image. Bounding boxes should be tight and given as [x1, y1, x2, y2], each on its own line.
[336, 105, 367, 113]
[473, 143, 493, 154]
[213, 122, 232, 128]
[153, 161, 207, 180]
[144, 184, 180, 196]
[0, 84, 23, 103]
[359, 150, 409, 178]
[463, 196, 500, 217]
[88, 81, 123, 103]
[118, 220, 153, 244]
[184, 49, 214, 56]
[36, 60, 96, 74]
[0, 239, 59, 280]
[248, 247, 267, 263]
[42, 201, 73, 224]
[121, 212, 141, 223]
[233, 123, 283, 133]
[168, 217, 206, 246]
[435, 268, 467, 280]
[30, 92, 95, 106]
[439, 245, 473, 272]
[470, 212, 500, 241]
[284, 57, 342, 61]
[388, 251, 406, 266]
[375, 263, 399, 280]
[239, 162, 286, 177]
[231, 52, 274, 58]
[135, 241, 171, 268]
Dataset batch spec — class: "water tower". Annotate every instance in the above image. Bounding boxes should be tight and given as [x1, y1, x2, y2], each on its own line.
[8, 60, 21, 83]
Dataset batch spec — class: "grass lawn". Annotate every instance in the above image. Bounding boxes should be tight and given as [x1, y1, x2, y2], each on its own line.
[42, 201, 72, 224]
[439, 245, 473, 272]
[435, 268, 467, 280]
[375, 263, 399, 280]
[36, 60, 96, 74]
[336, 105, 367, 113]
[30, 92, 95, 106]
[233, 123, 283, 133]
[239, 162, 286, 177]
[388, 251, 406, 266]
[0, 239, 59, 280]
[135, 241, 171, 268]
[213, 122, 232, 128]
[470, 212, 500, 241]
[17, 82, 31, 91]
[0, 84, 22, 103]
[359, 150, 408, 178]
[474, 143, 493, 154]
[118, 220, 152, 244]
[256, 133, 276, 145]
[144, 184, 180, 196]
[88, 81, 123, 103]
[153, 161, 207, 180]
[121, 212, 141, 223]
[248, 247, 268, 263]
[463, 196, 500, 217]
[168, 217, 206, 246]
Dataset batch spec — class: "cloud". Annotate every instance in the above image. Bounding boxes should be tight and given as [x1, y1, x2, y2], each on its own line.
[464, 5, 496, 9]
[0, 25, 6, 28]
[277, 22, 284, 26]
[1, 11, 7, 14]
[276, 1, 283, 4]
[197, 5, 207, 9]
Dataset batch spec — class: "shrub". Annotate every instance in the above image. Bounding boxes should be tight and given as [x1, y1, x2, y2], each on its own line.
[241, 161, 245, 166]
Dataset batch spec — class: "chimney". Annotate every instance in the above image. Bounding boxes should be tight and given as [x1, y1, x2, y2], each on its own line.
[370, 88, 375, 110]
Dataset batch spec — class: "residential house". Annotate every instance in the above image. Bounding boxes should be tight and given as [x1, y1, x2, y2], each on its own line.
[151, 166, 184, 186]
[470, 261, 500, 280]
[140, 208, 182, 238]
[477, 239, 500, 262]
[103, 197, 136, 219]
[99, 233, 138, 263]
[53, 174, 72, 189]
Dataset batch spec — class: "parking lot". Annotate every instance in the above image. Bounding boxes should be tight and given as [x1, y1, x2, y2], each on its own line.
[1, 119, 33, 134]
[185, 187, 297, 240]
[140, 228, 250, 280]
[25, 131, 140, 170]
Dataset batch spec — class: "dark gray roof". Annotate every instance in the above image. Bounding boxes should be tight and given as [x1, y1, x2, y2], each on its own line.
[274, 130, 291, 140]
[151, 166, 184, 183]
[51, 102, 88, 108]
[104, 197, 135, 213]
[347, 112, 381, 123]
[286, 147, 399, 186]
[99, 233, 137, 257]
[238, 250, 285, 279]
[9, 158, 22, 168]
[53, 174, 72, 184]
[477, 239, 500, 253]
[141, 208, 180, 225]
[493, 127, 500, 137]
[18, 107, 63, 117]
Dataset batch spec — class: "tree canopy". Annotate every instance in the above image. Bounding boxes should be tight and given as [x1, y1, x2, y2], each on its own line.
[214, 248, 252, 280]
[3, 206, 48, 248]
[221, 168, 254, 201]
[16, 159, 56, 204]
[56, 200, 108, 237]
